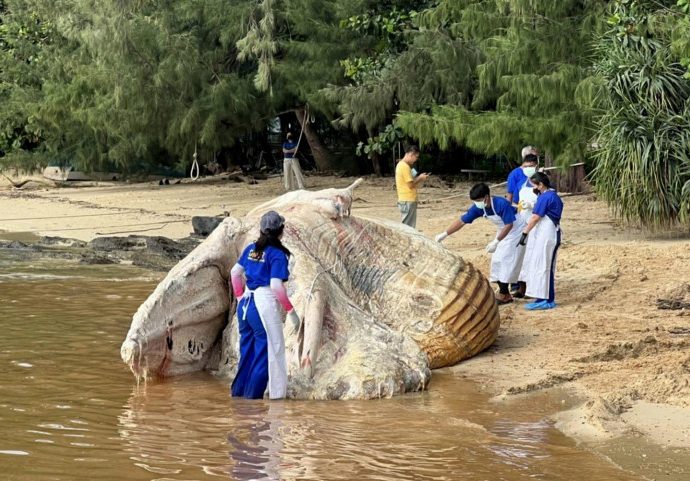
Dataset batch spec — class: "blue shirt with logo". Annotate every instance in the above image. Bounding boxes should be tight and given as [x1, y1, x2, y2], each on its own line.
[238, 243, 290, 289]
[283, 140, 296, 159]
[533, 190, 564, 226]
[506, 167, 527, 204]
[461, 196, 516, 225]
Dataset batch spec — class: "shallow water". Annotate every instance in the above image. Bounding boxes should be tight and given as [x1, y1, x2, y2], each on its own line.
[0, 256, 659, 480]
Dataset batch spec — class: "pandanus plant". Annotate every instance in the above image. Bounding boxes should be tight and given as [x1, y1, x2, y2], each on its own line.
[591, 2, 690, 228]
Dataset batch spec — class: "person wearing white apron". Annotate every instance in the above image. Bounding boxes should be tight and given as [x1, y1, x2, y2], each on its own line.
[517, 172, 564, 310]
[230, 211, 301, 399]
[512, 153, 539, 297]
[506, 146, 539, 207]
[434, 183, 526, 304]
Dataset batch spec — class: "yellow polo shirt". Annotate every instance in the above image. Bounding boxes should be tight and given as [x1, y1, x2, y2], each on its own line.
[395, 161, 417, 202]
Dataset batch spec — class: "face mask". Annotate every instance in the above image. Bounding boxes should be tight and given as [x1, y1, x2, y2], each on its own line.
[474, 201, 486, 210]
[523, 166, 536, 177]
[411, 168, 418, 177]
[533, 188, 540, 196]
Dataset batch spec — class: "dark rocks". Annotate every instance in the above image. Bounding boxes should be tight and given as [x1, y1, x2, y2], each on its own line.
[0, 233, 201, 271]
[89, 236, 146, 251]
[0, 240, 30, 250]
[38, 236, 87, 248]
[192, 216, 224, 237]
[80, 254, 117, 265]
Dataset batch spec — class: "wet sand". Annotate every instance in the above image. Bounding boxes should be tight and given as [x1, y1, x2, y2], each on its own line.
[1, 173, 689, 450]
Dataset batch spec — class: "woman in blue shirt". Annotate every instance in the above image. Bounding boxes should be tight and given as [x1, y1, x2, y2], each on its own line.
[517, 172, 564, 310]
[230, 211, 300, 399]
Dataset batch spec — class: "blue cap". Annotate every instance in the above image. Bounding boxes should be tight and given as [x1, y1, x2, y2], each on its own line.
[260, 211, 285, 234]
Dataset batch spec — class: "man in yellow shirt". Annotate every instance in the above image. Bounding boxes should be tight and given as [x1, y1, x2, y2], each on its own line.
[395, 145, 429, 228]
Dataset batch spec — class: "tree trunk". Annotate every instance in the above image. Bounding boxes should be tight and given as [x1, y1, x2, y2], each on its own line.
[543, 153, 587, 193]
[371, 153, 383, 177]
[293, 107, 333, 171]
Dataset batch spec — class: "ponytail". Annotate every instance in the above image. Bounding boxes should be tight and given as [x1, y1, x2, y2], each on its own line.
[254, 225, 291, 258]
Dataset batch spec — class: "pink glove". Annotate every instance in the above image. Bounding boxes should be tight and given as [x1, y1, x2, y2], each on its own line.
[270, 278, 294, 312]
[230, 264, 245, 298]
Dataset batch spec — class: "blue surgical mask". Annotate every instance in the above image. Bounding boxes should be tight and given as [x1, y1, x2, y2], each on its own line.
[474, 201, 486, 210]
[523, 166, 536, 177]
[411, 168, 418, 177]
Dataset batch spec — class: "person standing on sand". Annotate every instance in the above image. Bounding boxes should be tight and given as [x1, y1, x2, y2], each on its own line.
[506, 145, 538, 296]
[282, 133, 305, 192]
[516, 172, 563, 310]
[506, 145, 539, 207]
[395, 145, 429, 229]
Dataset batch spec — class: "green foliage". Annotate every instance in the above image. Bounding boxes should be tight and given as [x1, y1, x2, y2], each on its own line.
[0, 0, 688, 229]
[394, 0, 607, 165]
[590, 0, 690, 228]
[2, 0, 268, 171]
[236, 0, 277, 93]
[673, 0, 690, 78]
[356, 124, 403, 159]
[0, 1, 55, 166]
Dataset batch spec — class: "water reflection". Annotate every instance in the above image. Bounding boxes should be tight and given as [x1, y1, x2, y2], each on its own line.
[118, 377, 234, 479]
[0, 255, 674, 481]
[228, 402, 284, 481]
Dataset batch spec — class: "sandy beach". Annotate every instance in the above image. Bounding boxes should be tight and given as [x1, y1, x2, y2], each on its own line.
[1, 173, 689, 450]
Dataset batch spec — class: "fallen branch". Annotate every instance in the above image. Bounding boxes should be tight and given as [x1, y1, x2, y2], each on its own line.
[2, 172, 61, 189]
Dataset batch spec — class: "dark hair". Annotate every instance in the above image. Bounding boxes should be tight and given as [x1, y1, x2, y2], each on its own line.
[530, 172, 551, 189]
[523, 154, 538, 164]
[286, 132, 293, 140]
[405, 144, 420, 154]
[255, 225, 291, 257]
[469, 182, 490, 200]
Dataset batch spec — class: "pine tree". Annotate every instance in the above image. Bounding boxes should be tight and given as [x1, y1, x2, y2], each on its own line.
[392, 0, 608, 166]
[0, 0, 54, 167]
[235, 0, 365, 170]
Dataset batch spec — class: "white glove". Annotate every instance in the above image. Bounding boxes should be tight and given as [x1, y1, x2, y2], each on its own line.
[435, 232, 449, 243]
[486, 238, 500, 253]
[287, 310, 301, 334]
[521, 200, 534, 210]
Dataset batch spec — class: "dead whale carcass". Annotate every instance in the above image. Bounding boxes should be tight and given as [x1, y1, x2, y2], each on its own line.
[121, 179, 499, 399]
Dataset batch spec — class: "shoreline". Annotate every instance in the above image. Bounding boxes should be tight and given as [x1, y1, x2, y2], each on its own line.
[2, 175, 689, 455]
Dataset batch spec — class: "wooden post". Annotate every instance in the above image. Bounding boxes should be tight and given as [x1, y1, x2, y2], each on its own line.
[543, 163, 588, 193]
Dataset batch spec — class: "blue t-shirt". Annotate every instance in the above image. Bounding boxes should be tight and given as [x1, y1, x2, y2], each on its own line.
[238, 243, 290, 289]
[283, 140, 296, 159]
[461, 196, 516, 225]
[506, 167, 527, 204]
[533, 190, 564, 226]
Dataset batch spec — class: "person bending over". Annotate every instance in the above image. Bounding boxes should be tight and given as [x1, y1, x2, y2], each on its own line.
[435, 183, 526, 304]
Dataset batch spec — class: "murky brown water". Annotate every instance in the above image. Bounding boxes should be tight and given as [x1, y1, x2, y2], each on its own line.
[0, 255, 659, 480]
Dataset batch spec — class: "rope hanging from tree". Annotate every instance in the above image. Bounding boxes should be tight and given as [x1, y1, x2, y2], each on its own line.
[292, 106, 309, 158]
[190, 142, 200, 181]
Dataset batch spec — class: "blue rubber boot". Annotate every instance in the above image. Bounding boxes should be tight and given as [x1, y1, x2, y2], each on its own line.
[525, 300, 557, 310]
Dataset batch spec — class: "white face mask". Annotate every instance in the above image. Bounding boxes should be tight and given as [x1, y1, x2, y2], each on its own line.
[473, 201, 486, 210]
[523, 166, 537, 177]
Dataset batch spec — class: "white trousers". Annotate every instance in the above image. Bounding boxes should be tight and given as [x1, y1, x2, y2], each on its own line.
[243, 287, 288, 399]
[283, 158, 305, 191]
